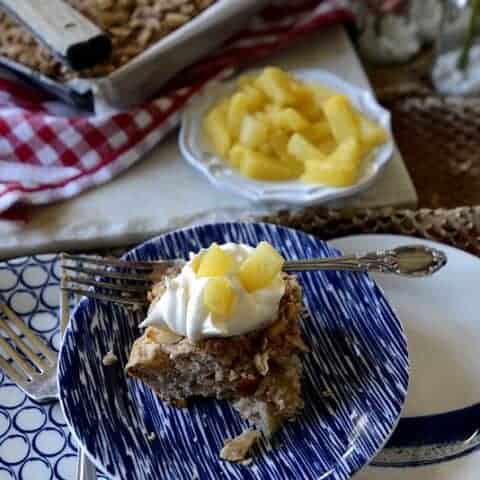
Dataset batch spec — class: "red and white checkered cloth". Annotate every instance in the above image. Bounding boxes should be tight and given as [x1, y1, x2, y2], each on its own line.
[0, 0, 352, 221]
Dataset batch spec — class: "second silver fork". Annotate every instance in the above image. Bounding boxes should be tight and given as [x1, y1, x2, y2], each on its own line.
[0, 303, 57, 401]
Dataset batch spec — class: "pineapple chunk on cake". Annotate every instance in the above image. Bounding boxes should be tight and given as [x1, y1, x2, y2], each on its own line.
[204, 277, 236, 317]
[239, 241, 284, 292]
[196, 244, 234, 277]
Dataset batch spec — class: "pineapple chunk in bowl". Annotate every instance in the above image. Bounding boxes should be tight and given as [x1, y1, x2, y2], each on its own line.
[179, 67, 394, 206]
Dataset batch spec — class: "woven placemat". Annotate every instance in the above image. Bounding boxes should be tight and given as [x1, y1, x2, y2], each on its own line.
[377, 84, 480, 209]
[262, 206, 480, 255]
[99, 206, 480, 259]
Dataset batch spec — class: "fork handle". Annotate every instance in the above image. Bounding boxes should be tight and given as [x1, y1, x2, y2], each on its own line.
[76, 449, 97, 480]
[283, 245, 447, 277]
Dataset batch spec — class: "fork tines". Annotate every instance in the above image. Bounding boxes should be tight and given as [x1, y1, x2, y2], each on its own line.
[60, 253, 160, 307]
[0, 304, 57, 385]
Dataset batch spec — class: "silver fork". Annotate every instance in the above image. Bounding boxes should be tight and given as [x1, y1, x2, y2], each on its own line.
[0, 302, 97, 480]
[60, 245, 447, 307]
[0, 303, 57, 400]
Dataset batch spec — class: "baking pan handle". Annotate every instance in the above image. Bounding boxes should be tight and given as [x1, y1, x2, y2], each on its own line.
[0, 0, 111, 70]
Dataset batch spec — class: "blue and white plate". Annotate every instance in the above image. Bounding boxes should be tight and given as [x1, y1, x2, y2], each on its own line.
[58, 222, 409, 480]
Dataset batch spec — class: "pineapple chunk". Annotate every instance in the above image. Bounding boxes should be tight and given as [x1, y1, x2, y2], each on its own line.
[191, 252, 204, 273]
[203, 100, 231, 157]
[242, 85, 267, 111]
[239, 148, 299, 181]
[301, 121, 332, 143]
[278, 153, 304, 177]
[290, 80, 314, 102]
[360, 116, 388, 151]
[228, 144, 247, 168]
[256, 67, 294, 106]
[323, 95, 361, 143]
[317, 138, 338, 155]
[239, 241, 285, 293]
[302, 161, 357, 187]
[288, 133, 326, 162]
[301, 137, 362, 187]
[258, 143, 274, 155]
[239, 115, 269, 149]
[308, 83, 339, 103]
[237, 73, 258, 88]
[271, 108, 310, 131]
[228, 92, 250, 138]
[299, 103, 325, 122]
[269, 130, 290, 158]
[290, 81, 324, 119]
[197, 244, 234, 277]
[204, 277, 235, 317]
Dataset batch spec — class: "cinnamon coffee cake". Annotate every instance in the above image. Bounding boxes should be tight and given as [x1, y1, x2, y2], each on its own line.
[126, 242, 308, 438]
[0, 0, 217, 79]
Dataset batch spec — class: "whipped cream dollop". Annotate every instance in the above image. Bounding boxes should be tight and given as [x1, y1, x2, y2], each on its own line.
[140, 243, 285, 342]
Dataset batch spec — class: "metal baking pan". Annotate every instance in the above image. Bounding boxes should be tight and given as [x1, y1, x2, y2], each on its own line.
[0, 0, 269, 112]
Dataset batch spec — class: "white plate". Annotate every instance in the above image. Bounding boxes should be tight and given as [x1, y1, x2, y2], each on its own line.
[179, 68, 394, 206]
[330, 234, 480, 470]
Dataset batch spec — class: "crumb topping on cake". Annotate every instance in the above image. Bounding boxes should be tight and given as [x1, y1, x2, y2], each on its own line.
[219, 429, 261, 463]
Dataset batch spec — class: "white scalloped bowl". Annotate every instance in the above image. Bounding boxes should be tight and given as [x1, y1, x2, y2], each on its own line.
[179, 68, 394, 206]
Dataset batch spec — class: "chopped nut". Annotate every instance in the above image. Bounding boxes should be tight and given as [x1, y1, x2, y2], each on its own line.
[102, 350, 118, 366]
[267, 316, 288, 337]
[147, 325, 183, 345]
[286, 334, 309, 352]
[171, 398, 188, 408]
[214, 368, 224, 382]
[254, 352, 269, 376]
[165, 12, 189, 27]
[219, 430, 261, 463]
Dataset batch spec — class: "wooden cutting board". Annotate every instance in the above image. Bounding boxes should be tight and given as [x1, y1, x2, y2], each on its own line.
[0, 26, 417, 259]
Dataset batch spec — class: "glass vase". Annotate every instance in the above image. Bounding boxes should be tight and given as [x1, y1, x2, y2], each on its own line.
[432, 0, 480, 95]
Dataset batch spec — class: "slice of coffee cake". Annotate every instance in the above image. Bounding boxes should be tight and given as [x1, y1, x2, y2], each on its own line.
[126, 242, 308, 437]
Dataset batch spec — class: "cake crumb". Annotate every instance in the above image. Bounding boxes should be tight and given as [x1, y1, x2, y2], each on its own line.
[102, 350, 118, 366]
[220, 430, 260, 463]
[254, 352, 269, 376]
[147, 431, 156, 441]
